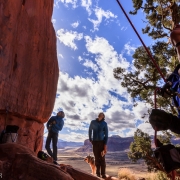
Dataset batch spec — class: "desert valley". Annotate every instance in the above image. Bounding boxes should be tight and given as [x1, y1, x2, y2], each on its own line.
[42, 135, 180, 179]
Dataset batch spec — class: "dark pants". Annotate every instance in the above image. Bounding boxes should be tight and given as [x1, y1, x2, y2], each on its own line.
[45, 131, 58, 161]
[92, 141, 106, 176]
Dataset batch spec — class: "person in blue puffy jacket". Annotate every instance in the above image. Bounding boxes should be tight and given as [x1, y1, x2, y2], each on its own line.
[45, 109, 65, 164]
[89, 112, 108, 179]
[166, 64, 180, 118]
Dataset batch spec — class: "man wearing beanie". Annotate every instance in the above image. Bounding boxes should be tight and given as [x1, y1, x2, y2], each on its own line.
[45, 108, 65, 164]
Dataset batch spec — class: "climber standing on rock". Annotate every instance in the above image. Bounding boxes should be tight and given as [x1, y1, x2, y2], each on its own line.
[88, 112, 108, 179]
[45, 108, 65, 164]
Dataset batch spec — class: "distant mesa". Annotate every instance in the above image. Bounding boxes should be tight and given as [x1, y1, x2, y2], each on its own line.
[111, 135, 121, 138]
[43, 138, 83, 149]
[42, 135, 180, 152]
[76, 135, 134, 152]
[76, 135, 180, 152]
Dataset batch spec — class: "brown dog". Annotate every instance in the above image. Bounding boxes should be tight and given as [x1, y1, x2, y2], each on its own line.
[84, 155, 96, 175]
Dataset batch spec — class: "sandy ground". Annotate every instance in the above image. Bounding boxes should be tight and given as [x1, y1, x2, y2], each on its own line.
[55, 147, 148, 179]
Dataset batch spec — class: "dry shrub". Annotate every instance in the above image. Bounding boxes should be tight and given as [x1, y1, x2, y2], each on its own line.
[143, 172, 157, 180]
[141, 171, 170, 180]
[118, 168, 136, 180]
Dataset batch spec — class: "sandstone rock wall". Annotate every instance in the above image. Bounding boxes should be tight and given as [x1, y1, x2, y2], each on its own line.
[0, 143, 100, 180]
[0, 0, 58, 152]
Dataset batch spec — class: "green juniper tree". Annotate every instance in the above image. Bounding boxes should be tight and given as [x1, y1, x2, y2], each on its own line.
[130, 0, 180, 37]
[128, 129, 171, 171]
[128, 129, 167, 172]
[114, 42, 177, 114]
[114, 0, 180, 114]
[116, 0, 180, 175]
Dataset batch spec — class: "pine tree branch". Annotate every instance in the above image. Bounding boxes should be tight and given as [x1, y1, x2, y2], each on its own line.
[129, 151, 164, 172]
[145, 154, 165, 172]
[140, 6, 155, 11]
[156, 30, 169, 38]
[128, 76, 154, 89]
[157, 0, 172, 31]
[170, 104, 178, 115]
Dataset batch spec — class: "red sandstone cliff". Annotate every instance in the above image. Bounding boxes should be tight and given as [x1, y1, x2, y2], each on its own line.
[0, 0, 58, 152]
[0, 143, 101, 180]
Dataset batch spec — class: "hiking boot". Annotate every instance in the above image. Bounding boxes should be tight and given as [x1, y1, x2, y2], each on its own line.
[53, 160, 58, 165]
[101, 174, 107, 179]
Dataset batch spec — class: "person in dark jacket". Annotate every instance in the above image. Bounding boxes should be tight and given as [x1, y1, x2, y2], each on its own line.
[150, 64, 180, 134]
[166, 64, 180, 118]
[45, 109, 65, 164]
[157, 64, 180, 118]
[88, 112, 108, 179]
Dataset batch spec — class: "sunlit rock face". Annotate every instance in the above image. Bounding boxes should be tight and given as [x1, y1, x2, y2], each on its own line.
[171, 24, 180, 62]
[0, 0, 58, 152]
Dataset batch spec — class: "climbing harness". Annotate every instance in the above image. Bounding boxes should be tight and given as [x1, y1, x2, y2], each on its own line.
[116, 0, 175, 179]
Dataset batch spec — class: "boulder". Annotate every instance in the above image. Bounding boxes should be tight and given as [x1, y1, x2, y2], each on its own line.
[0, 143, 100, 180]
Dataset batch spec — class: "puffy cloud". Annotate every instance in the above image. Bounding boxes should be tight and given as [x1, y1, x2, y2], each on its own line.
[54, 0, 92, 14]
[78, 56, 83, 61]
[51, 35, 151, 142]
[58, 54, 64, 59]
[54, 0, 78, 8]
[51, 18, 56, 24]
[81, 0, 92, 15]
[59, 131, 88, 142]
[88, 7, 117, 31]
[137, 122, 154, 136]
[124, 42, 136, 56]
[51, 0, 155, 143]
[57, 29, 83, 50]
[83, 59, 99, 72]
[71, 21, 79, 28]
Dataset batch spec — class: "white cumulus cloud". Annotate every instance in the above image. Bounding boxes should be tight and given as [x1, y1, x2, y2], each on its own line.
[71, 21, 79, 28]
[57, 29, 83, 50]
[51, 35, 150, 142]
[54, 0, 78, 8]
[88, 7, 117, 31]
[81, 0, 92, 15]
[124, 42, 136, 56]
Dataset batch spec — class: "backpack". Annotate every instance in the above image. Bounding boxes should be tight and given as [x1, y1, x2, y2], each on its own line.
[0, 125, 19, 143]
[154, 144, 180, 173]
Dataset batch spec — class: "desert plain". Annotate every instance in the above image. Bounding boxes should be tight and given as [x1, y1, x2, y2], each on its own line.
[56, 147, 148, 179]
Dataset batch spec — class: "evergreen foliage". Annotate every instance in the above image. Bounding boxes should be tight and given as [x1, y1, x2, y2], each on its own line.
[128, 129, 165, 172]
[114, 0, 180, 115]
[115, 0, 180, 175]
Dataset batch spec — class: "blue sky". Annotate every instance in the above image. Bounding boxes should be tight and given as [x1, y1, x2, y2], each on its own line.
[45, 0, 157, 142]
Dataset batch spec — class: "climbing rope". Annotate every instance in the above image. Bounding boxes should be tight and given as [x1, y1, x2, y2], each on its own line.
[115, 0, 166, 82]
[116, 0, 175, 179]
